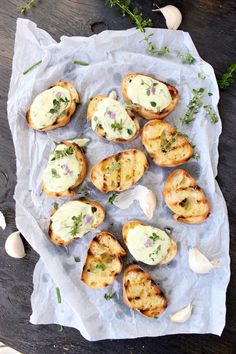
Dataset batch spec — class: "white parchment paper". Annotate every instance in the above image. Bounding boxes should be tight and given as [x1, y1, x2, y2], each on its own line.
[7, 19, 230, 341]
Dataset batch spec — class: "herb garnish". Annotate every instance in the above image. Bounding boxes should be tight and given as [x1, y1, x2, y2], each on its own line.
[111, 120, 124, 132]
[160, 133, 177, 152]
[108, 192, 118, 204]
[23, 60, 42, 75]
[56, 287, 61, 304]
[149, 233, 161, 242]
[192, 153, 200, 159]
[204, 105, 218, 124]
[127, 129, 133, 135]
[73, 60, 89, 66]
[19, 0, 38, 13]
[51, 168, 60, 178]
[51, 146, 74, 161]
[49, 97, 69, 115]
[70, 214, 83, 236]
[95, 263, 106, 270]
[218, 64, 236, 90]
[180, 88, 205, 125]
[53, 202, 59, 210]
[149, 245, 161, 262]
[104, 292, 115, 300]
[74, 256, 81, 262]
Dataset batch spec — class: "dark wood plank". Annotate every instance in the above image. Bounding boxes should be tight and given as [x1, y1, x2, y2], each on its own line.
[0, 0, 236, 353]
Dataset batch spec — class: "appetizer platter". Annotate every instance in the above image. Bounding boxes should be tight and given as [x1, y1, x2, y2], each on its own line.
[7, 19, 230, 340]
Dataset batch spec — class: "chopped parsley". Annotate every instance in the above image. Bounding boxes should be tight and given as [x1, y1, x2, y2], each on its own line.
[108, 192, 118, 204]
[51, 146, 74, 161]
[149, 233, 161, 241]
[70, 214, 83, 236]
[149, 245, 161, 262]
[111, 120, 123, 132]
[73, 60, 89, 66]
[104, 292, 115, 300]
[51, 168, 60, 178]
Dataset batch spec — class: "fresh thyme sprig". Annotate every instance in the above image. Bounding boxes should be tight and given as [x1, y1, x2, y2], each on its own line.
[19, 0, 39, 13]
[218, 64, 236, 90]
[70, 214, 83, 236]
[51, 146, 74, 161]
[203, 105, 218, 124]
[180, 88, 206, 125]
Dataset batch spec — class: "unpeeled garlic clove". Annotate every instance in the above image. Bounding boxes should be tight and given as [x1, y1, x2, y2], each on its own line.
[136, 185, 157, 219]
[188, 247, 219, 274]
[0, 211, 6, 230]
[153, 5, 182, 30]
[68, 138, 90, 147]
[170, 304, 192, 323]
[5, 231, 26, 258]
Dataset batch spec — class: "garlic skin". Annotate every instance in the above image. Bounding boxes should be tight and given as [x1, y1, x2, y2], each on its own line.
[68, 138, 90, 147]
[109, 90, 118, 100]
[5, 231, 26, 259]
[188, 247, 219, 274]
[170, 304, 192, 323]
[113, 185, 157, 219]
[153, 5, 182, 30]
[0, 211, 6, 230]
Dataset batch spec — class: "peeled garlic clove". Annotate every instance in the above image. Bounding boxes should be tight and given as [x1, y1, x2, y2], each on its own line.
[188, 247, 218, 274]
[136, 185, 157, 219]
[113, 190, 135, 209]
[5, 231, 26, 258]
[170, 304, 192, 323]
[109, 90, 118, 100]
[153, 5, 182, 30]
[0, 211, 6, 230]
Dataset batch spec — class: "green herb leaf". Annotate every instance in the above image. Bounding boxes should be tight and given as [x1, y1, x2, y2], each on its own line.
[95, 263, 106, 270]
[51, 168, 60, 178]
[70, 214, 83, 236]
[192, 153, 200, 159]
[108, 192, 118, 204]
[203, 105, 218, 124]
[127, 129, 133, 135]
[218, 64, 236, 90]
[150, 101, 157, 107]
[180, 87, 206, 125]
[51, 146, 74, 161]
[111, 120, 123, 132]
[53, 202, 59, 210]
[19, 0, 38, 13]
[104, 292, 115, 300]
[56, 287, 61, 304]
[74, 256, 81, 262]
[23, 60, 42, 75]
[149, 245, 161, 262]
[149, 233, 161, 241]
[73, 60, 89, 66]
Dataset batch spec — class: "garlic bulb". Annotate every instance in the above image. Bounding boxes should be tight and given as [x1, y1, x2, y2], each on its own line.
[153, 5, 182, 30]
[188, 247, 219, 274]
[109, 90, 118, 100]
[113, 185, 157, 219]
[0, 211, 6, 230]
[170, 304, 192, 323]
[5, 231, 26, 258]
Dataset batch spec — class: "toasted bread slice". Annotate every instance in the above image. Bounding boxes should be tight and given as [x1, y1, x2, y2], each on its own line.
[26, 81, 79, 131]
[122, 73, 179, 120]
[87, 95, 140, 142]
[81, 231, 126, 288]
[142, 120, 193, 167]
[90, 149, 149, 193]
[163, 169, 211, 224]
[122, 220, 177, 265]
[123, 264, 168, 318]
[42, 141, 87, 198]
[49, 199, 105, 246]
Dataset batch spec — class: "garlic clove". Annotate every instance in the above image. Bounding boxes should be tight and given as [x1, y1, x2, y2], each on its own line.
[5, 231, 26, 258]
[113, 190, 135, 209]
[109, 90, 118, 100]
[136, 185, 157, 219]
[0, 211, 6, 230]
[68, 138, 90, 147]
[170, 304, 192, 323]
[153, 5, 182, 30]
[188, 247, 219, 274]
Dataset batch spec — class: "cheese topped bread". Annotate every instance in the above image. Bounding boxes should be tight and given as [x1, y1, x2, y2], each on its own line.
[122, 73, 179, 120]
[87, 96, 140, 142]
[81, 231, 126, 288]
[163, 169, 211, 224]
[142, 120, 193, 167]
[49, 199, 105, 246]
[42, 141, 87, 198]
[26, 82, 79, 131]
[123, 264, 168, 318]
[90, 149, 149, 193]
[122, 221, 177, 265]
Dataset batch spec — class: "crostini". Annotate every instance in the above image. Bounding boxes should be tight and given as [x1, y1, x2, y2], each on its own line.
[26, 81, 79, 131]
[81, 231, 126, 288]
[122, 73, 179, 120]
[163, 169, 211, 224]
[49, 199, 105, 246]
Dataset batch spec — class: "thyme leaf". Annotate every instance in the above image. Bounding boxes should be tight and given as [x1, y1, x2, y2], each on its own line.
[104, 292, 115, 300]
[218, 64, 236, 90]
[70, 214, 83, 236]
[108, 192, 118, 204]
[51, 146, 74, 161]
[19, 0, 38, 13]
[203, 105, 218, 124]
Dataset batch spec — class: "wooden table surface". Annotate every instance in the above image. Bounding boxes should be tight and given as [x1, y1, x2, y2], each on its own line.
[0, 0, 235, 353]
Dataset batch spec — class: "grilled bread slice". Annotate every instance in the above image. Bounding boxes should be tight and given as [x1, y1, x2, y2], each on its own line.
[42, 141, 87, 198]
[163, 169, 211, 224]
[81, 231, 126, 288]
[122, 220, 177, 265]
[123, 264, 168, 318]
[142, 120, 193, 167]
[87, 95, 140, 142]
[49, 199, 105, 246]
[122, 73, 179, 120]
[90, 149, 149, 193]
[26, 81, 79, 131]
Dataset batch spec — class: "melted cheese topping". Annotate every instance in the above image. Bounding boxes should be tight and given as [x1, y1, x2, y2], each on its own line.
[126, 225, 171, 265]
[127, 75, 172, 112]
[42, 144, 82, 193]
[91, 97, 136, 140]
[51, 200, 98, 242]
[30, 86, 71, 129]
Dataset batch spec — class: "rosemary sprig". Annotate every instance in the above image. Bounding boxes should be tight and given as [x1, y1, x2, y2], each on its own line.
[23, 60, 42, 75]
[19, 0, 38, 13]
[218, 64, 236, 90]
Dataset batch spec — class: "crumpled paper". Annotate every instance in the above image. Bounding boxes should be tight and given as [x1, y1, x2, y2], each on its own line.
[7, 19, 230, 341]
